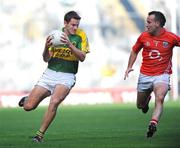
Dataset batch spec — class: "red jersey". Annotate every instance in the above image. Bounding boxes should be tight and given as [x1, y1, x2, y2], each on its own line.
[132, 28, 180, 76]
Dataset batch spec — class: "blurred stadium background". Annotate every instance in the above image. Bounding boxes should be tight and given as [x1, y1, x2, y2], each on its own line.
[0, 0, 179, 107]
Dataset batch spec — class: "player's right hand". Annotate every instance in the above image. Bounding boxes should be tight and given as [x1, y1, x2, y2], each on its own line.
[124, 68, 134, 80]
[46, 36, 53, 48]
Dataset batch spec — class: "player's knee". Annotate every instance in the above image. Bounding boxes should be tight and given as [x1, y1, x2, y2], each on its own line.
[49, 100, 61, 108]
[156, 95, 165, 104]
[156, 98, 164, 105]
[51, 96, 64, 105]
[49, 98, 63, 111]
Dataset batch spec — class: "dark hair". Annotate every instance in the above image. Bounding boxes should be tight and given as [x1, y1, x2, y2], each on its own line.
[64, 11, 81, 23]
[148, 11, 166, 27]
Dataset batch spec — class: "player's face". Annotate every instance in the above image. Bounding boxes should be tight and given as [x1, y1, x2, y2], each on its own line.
[64, 18, 80, 35]
[146, 14, 160, 35]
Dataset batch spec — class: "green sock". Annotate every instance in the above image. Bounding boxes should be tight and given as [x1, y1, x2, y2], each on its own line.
[36, 130, 44, 138]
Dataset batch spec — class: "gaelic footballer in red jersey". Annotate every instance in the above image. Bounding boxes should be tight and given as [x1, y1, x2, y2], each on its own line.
[132, 28, 180, 75]
[124, 11, 180, 138]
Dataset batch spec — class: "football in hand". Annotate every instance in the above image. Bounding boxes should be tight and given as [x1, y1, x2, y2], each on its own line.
[48, 30, 65, 46]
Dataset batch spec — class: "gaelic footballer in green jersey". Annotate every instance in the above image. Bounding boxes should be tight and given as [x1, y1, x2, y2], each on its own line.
[18, 11, 90, 143]
[48, 28, 89, 74]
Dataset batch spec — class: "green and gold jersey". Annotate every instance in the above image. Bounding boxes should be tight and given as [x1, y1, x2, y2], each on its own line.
[48, 28, 90, 74]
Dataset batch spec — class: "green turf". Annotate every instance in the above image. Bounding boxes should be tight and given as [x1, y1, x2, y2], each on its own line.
[0, 101, 180, 148]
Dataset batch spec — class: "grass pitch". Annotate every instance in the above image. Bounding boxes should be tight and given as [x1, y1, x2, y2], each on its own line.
[0, 101, 180, 148]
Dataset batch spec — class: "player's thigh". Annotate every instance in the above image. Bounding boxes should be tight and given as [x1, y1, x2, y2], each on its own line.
[137, 73, 153, 105]
[153, 74, 170, 100]
[137, 73, 153, 91]
[153, 83, 169, 100]
[50, 84, 70, 105]
[28, 85, 51, 105]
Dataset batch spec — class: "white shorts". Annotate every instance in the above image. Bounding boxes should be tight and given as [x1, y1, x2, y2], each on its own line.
[36, 68, 76, 94]
[137, 73, 170, 92]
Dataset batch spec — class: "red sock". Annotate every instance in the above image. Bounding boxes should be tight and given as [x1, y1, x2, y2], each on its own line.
[150, 119, 158, 125]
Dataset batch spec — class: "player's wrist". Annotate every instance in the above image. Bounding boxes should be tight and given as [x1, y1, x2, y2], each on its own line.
[67, 42, 73, 49]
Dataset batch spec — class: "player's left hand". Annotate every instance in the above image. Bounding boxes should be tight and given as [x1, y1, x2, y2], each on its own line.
[60, 33, 71, 45]
[46, 36, 53, 48]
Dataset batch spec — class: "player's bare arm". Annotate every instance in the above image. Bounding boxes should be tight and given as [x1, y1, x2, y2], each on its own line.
[42, 36, 53, 62]
[124, 50, 138, 80]
[61, 33, 86, 62]
[68, 43, 86, 62]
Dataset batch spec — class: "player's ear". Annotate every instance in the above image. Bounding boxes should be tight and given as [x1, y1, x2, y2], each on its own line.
[155, 21, 160, 27]
[64, 20, 68, 26]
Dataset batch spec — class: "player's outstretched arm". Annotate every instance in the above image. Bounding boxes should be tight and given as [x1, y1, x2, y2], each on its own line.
[124, 68, 134, 80]
[124, 51, 138, 80]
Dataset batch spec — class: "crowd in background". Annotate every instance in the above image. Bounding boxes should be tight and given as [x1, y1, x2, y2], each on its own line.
[0, 0, 179, 93]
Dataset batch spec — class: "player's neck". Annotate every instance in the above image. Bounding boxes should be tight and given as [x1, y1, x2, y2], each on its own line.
[152, 28, 164, 37]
